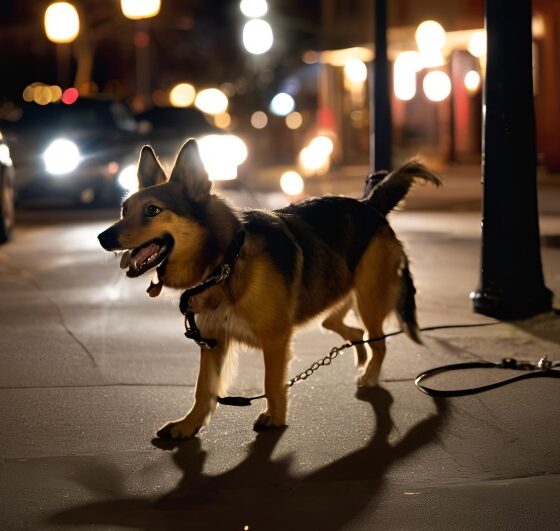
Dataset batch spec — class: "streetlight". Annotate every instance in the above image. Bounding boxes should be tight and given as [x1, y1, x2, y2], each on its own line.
[120, 0, 161, 110]
[44, 2, 80, 88]
[242, 19, 273, 55]
[240, 0, 268, 18]
[120, 0, 161, 19]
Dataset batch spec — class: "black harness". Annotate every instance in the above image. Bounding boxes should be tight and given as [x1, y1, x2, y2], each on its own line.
[181, 230, 246, 350]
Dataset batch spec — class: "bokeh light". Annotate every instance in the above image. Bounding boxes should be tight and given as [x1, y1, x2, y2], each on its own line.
[22, 83, 63, 104]
[299, 135, 334, 175]
[44, 2, 80, 43]
[468, 30, 487, 58]
[464, 70, 481, 93]
[344, 59, 368, 84]
[120, 0, 161, 20]
[243, 19, 273, 55]
[214, 112, 231, 129]
[280, 171, 304, 196]
[43, 139, 80, 174]
[251, 111, 268, 129]
[285, 111, 303, 129]
[195, 88, 228, 115]
[49, 85, 62, 102]
[416, 20, 446, 68]
[239, 0, 268, 18]
[197, 135, 248, 180]
[393, 51, 421, 101]
[62, 87, 79, 104]
[169, 83, 196, 107]
[117, 164, 138, 192]
[415, 20, 446, 52]
[270, 93, 295, 116]
[423, 71, 451, 102]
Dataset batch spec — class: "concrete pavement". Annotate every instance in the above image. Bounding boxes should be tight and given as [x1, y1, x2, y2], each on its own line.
[1, 181, 560, 530]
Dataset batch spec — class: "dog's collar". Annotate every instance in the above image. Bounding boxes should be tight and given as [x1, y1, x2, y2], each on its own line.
[182, 229, 246, 349]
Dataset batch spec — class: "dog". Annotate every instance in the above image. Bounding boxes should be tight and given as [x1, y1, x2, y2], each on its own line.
[98, 139, 441, 439]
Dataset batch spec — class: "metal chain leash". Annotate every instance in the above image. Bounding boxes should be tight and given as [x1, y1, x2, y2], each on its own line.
[287, 330, 406, 387]
[216, 322, 507, 406]
[287, 341, 354, 387]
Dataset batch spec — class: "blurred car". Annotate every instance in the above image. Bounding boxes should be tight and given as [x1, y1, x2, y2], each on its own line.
[0, 129, 15, 243]
[133, 106, 248, 191]
[2, 95, 144, 206]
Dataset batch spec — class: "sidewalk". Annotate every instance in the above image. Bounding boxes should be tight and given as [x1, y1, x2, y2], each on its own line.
[1, 204, 559, 529]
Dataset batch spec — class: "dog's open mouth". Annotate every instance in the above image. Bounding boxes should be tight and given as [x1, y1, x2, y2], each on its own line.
[120, 235, 173, 297]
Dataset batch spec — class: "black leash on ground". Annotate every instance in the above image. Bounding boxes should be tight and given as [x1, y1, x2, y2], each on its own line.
[213, 321, 559, 406]
[179, 240, 559, 405]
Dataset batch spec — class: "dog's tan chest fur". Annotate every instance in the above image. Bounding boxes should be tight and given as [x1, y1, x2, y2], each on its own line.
[197, 301, 259, 348]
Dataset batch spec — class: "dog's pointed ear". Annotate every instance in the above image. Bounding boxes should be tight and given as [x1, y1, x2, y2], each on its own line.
[138, 146, 166, 189]
[169, 139, 211, 202]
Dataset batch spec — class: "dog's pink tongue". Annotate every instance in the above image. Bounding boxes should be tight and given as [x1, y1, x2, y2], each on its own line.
[132, 243, 159, 269]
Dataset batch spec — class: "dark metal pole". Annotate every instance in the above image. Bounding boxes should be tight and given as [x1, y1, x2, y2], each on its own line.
[471, 0, 553, 319]
[371, 0, 391, 171]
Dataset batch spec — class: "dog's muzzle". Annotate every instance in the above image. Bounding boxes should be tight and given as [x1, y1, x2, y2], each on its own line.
[98, 228, 121, 251]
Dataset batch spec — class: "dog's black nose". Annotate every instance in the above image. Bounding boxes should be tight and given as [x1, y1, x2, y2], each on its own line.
[98, 228, 121, 251]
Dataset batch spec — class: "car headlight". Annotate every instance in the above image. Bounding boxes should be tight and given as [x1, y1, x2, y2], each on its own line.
[197, 134, 248, 181]
[43, 139, 81, 175]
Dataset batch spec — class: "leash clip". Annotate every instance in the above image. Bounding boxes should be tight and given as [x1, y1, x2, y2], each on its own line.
[537, 356, 552, 371]
[184, 313, 217, 350]
[184, 329, 217, 350]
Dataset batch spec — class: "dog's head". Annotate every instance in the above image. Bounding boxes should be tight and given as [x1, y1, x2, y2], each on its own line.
[98, 139, 236, 295]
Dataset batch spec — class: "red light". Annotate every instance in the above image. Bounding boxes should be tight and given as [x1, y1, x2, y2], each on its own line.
[62, 88, 79, 105]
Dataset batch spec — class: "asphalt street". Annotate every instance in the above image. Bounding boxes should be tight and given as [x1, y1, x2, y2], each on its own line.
[1, 184, 560, 530]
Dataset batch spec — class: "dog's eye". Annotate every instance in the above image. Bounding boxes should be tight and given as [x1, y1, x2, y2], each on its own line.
[121, 204, 128, 217]
[144, 204, 162, 217]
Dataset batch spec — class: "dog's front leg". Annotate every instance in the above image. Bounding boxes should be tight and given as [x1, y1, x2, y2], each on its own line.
[157, 334, 230, 439]
[254, 333, 291, 431]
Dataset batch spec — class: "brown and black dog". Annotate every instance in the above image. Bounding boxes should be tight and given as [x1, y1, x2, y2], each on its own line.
[98, 139, 441, 439]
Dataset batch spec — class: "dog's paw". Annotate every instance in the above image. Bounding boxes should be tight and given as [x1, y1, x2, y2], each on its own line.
[156, 419, 201, 440]
[253, 412, 286, 432]
[356, 371, 380, 388]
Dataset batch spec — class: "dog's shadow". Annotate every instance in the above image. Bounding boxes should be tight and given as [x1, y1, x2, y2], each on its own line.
[49, 388, 447, 530]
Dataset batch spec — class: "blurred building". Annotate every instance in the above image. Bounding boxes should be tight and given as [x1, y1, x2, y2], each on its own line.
[299, 0, 560, 177]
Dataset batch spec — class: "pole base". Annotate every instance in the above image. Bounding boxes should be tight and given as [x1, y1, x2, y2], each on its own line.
[470, 286, 553, 321]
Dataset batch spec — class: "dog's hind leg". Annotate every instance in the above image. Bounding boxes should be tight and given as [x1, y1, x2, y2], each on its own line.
[254, 332, 292, 431]
[322, 297, 367, 367]
[354, 229, 402, 387]
[157, 332, 232, 439]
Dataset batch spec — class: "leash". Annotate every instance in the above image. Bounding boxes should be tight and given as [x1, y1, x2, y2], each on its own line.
[212, 321, 557, 407]
[181, 230, 245, 350]
[179, 250, 558, 404]
[414, 355, 560, 397]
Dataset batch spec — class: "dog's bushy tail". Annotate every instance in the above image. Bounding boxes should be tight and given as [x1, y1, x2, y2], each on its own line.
[396, 256, 422, 344]
[363, 159, 442, 216]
